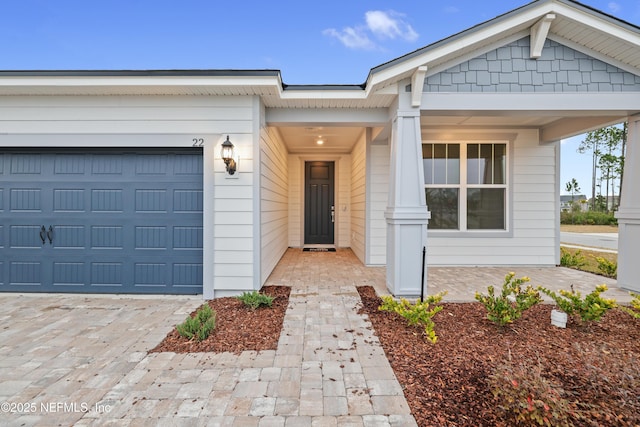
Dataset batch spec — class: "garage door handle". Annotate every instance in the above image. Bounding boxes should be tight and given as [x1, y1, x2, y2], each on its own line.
[47, 226, 54, 245]
[39, 226, 46, 245]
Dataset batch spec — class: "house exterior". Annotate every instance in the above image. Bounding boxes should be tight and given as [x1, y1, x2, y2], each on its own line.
[560, 195, 587, 211]
[1, 0, 639, 297]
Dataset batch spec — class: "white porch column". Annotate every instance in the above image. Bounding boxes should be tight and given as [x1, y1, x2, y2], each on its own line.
[616, 114, 640, 293]
[384, 97, 429, 297]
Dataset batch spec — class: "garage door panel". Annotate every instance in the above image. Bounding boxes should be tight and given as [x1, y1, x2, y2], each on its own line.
[0, 149, 203, 294]
[91, 262, 124, 286]
[174, 153, 204, 175]
[53, 262, 86, 286]
[174, 190, 203, 212]
[91, 189, 124, 212]
[91, 226, 124, 249]
[135, 263, 167, 287]
[173, 263, 203, 290]
[10, 154, 42, 174]
[135, 189, 167, 212]
[10, 261, 42, 285]
[135, 226, 167, 249]
[52, 225, 85, 249]
[54, 154, 85, 175]
[54, 189, 86, 212]
[10, 188, 41, 212]
[10, 225, 44, 248]
[136, 154, 168, 175]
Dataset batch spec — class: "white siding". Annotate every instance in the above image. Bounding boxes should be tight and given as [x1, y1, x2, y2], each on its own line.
[351, 134, 366, 262]
[426, 129, 558, 266]
[337, 155, 352, 248]
[260, 127, 289, 284]
[288, 155, 302, 247]
[288, 154, 351, 247]
[367, 143, 389, 265]
[0, 95, 255, 135]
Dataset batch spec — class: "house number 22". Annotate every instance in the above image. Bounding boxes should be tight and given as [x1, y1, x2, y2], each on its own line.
[192, 138, 204, 147]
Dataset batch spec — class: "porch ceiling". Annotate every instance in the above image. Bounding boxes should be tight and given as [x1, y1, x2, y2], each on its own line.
[277, 126, 366, 154]
[421, 110, 631, 141]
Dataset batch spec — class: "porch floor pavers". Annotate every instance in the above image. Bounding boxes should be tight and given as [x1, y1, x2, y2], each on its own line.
[0, 248, 635, 426]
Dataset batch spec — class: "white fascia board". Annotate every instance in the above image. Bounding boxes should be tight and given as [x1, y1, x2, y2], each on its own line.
[0, 75, 282, 92]
[421, 92, 640, 113]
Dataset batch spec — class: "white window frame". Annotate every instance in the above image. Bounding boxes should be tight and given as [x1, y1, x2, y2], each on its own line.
[424, 140, 510, 234]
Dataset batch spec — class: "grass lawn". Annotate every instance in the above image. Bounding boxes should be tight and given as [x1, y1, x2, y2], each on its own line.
[560, 224, 618, 233]
[560, 246, 617, 276]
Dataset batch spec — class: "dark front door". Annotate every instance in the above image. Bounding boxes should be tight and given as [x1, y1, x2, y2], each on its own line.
[304, 161, 335, 245]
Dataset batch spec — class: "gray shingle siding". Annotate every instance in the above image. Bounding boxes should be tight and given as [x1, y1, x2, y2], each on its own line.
[424, 37, 640, 93]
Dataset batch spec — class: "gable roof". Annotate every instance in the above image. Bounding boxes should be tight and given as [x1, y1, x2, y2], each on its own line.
[363, 0, 640, 97]
[0, 0, 638, 109]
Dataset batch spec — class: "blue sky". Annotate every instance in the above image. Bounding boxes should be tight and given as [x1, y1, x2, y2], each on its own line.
[1, 0, 638, 194]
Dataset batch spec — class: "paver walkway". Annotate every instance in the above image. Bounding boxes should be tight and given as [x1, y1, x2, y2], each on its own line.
[0, 248, 634, 426]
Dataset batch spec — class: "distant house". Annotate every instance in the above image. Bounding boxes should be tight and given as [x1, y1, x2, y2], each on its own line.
[1, 0, 639, 296]
[560, 195, 587, 211]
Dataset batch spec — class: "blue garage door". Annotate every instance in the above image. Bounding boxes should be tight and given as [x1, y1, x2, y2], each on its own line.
[0, 149, 203, 294]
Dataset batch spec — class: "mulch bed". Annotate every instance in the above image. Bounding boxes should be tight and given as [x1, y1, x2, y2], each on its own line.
[150, 286, 290, 354]
[357, 286, 640, 427]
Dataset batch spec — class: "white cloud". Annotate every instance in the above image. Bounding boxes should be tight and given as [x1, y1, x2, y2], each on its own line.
[322, 27, 376, 50]
[323, 10, 418, 50]
[365, 10, 418, 42]
[608, 2, 621, 13]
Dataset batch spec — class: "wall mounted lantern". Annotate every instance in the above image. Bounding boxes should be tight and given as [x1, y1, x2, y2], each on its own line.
[220, 135, 237, 175]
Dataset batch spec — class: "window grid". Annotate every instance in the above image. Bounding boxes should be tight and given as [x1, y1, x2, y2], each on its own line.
[424, 141, 508, 232]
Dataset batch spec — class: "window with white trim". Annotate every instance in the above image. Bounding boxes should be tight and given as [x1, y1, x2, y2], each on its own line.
[423, 142, 507, 231]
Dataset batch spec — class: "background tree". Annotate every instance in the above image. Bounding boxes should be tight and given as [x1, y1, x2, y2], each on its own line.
[578, 123, 626, 211]
[565, 178, 580, 204]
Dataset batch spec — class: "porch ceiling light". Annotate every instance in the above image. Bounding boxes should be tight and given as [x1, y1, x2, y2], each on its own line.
[220, 135, 237, 175]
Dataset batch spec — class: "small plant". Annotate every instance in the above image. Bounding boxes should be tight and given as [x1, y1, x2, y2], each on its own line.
[594, 256, 617, 278]
[475, 272, 542, 326]
[378, 291, 447, 343]
[236, 291, 275, 310]
[176, 303, 216, 341]
[559, 248, 586, 268]
[489, 354, 575, 426]
[538, 284, 616, 324]
[619, 292, 640, 319]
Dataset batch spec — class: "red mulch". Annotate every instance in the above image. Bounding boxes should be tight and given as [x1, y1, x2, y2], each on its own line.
[357, 286, 640, 427]
[150, 286, 290, 354]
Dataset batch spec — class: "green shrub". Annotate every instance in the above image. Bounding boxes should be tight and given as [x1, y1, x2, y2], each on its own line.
[559, 248, 586, 268]
[489, 355, 574, 426]
[378, 292, 447, 343]
[236, 291, 275, 310]
[538, 284, 616, 324]
[594, 256, 617, 278]
[560, 211, 617, 226]
[475, 273, 542, 326]
[176, 303, 216, 341]
[619, 292, 640, 319]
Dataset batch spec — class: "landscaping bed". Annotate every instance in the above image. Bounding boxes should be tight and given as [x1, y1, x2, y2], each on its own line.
[150, 286, 290, 354]
[357, 286, 640, 427]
